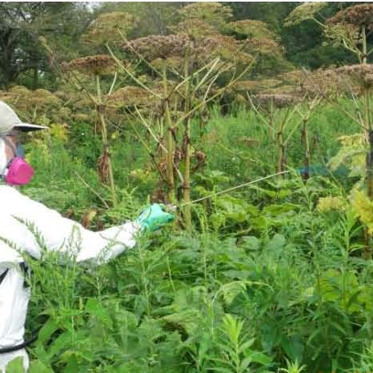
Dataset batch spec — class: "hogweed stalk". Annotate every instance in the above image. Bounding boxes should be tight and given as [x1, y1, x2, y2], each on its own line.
[183, 42, 193, 230]
[64, 56, 119, 207]
[248, 93, 301, 176]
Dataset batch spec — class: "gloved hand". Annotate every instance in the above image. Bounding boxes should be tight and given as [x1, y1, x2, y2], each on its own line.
[135, 203, 175, 232]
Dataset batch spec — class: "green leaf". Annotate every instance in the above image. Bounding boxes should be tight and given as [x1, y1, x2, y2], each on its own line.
[29, 360, 53, 373]
[220, 281, 247, 306]
[263, 203, 300, 216]
[249, 351, 272, 365]
[240, 236, 260, 251]
[281, 335, 304, 362]
[238, 338, 255, 354]
[5, 357, 26, 373]
[265, 234, 286, 252]
[85, 298, 113, 328]
[37, 318, 60, 345]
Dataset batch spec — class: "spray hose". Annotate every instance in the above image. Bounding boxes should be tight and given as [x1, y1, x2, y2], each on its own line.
[163, 170, 290, 213]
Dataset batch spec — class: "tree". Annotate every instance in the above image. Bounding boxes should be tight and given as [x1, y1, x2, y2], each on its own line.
[0, 2, 92, 89]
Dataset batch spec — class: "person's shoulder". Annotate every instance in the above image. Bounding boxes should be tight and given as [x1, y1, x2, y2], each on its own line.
[0, 185, 41, 219]
[0, 185, 24, 202]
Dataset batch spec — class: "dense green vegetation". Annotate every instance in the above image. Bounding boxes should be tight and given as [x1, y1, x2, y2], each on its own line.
[4, 2, 373, 373]
[9, 101, 371, 373]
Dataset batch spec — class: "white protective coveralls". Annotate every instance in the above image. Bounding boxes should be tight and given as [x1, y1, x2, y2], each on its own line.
[0, 184, 141, 372]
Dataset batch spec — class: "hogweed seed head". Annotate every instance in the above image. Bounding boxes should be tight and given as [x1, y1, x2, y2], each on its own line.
[284, 2, 327, 27]
[252, 93, 301, 108]
[108, 86, 154, 107]
[244, 37, 283, 56]
[279, 68, 355, 97]
[336, 64, 373, 90]
[83, 12, 138, 46]
[228, 20, 277, 40]
[123, 34, 190, 61]
[178, 2, 233, 31]
[65, 55, 117, 76]
[327, 4, 373, 30]
[169, 19, 218, 39]
[123, 33, 251, 67]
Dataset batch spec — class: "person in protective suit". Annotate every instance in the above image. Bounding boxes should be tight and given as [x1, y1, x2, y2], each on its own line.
[0, 101, 174, 372]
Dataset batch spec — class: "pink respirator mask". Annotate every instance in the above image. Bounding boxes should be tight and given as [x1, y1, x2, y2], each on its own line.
[1, 137, 34, 186]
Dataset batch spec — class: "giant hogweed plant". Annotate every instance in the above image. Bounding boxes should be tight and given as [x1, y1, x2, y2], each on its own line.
[40, 12, 139, 208]
[104, 19, 257, 229]
[108, 4, 289, 230]
[247, 93, 321, 178]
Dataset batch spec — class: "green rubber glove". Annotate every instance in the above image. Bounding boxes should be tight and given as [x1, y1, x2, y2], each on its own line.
[136, 203, 175, 232]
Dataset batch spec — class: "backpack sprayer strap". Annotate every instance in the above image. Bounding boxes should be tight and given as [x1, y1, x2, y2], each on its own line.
[0, 269, 9, 285]
[0, 333, 38, 354]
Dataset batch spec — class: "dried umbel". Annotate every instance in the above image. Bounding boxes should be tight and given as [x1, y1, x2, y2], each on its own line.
[278, 70, 305, 86]
[151, 56, 183, 71]
[284, 2, 327, 27]
[336, 64, 373, 90]
[169, 19, 218, 39]
[228, 20, 276, 40]
[202, 35, 252, 65]
[301, 68, 351, 97]
[108, 86, 154, 107]
[324, 23, 360, 49]
[0, 86, 73, 131]
[53, 107, 72, 122]
[252, 93, 301, 108]
[123, 32, 251, 68]
[244, 38, 282, 56]
[278, 68, 351, 98]
[123, 34, 190, 61]
[264, 85, 301, 96]
[178, 2, 233, 31]
[72, 113, 92, 122]
[32, 89, 61, 107]
[0, 86, 61, 112]
[327, 4, 373, 30]
[83, 12, 138, 45]
[65, 55, 117, 76]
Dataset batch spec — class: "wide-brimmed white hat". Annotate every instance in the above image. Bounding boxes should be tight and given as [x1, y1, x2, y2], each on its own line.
[0, 101, 48, 135]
